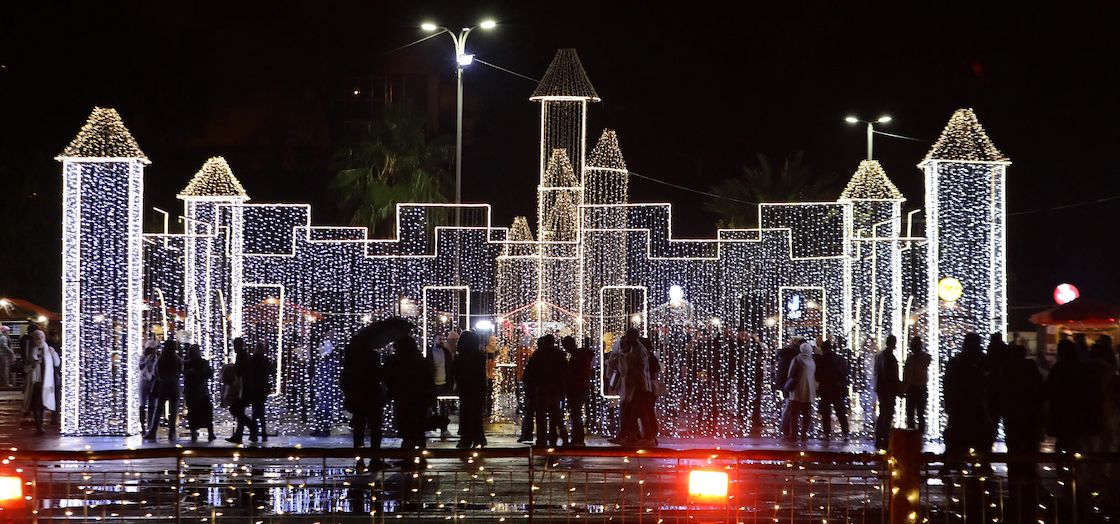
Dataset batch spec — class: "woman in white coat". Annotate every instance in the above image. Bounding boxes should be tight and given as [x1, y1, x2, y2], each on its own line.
[27, 330, 60, 435]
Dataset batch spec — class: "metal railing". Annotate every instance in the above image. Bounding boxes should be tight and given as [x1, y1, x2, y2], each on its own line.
[7, 446, 1119, 522]
[10, 447, 889, 522]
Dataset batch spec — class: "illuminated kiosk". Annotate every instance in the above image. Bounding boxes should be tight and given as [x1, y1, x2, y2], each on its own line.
[58, 52, 1008, 439]
[57, 108, 148, 435]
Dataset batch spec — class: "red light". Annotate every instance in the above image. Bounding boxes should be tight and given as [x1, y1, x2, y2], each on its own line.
[0, 475, 22, 504]
[688, 470, 728, 501]
[1053, 283, 1079, 305]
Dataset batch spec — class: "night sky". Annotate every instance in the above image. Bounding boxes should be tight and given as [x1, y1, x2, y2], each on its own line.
[3, 1, 1118, 327]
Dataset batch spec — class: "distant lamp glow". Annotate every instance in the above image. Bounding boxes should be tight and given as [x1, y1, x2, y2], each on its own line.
[360, 314, 372, 324]
[710, 317, 721, 327]
[474, 319, 493, 332]
[1053, 283, 1079, 305]
[937, 277, 963, 303]
[0, 298, 9, 308]
[630, 314, 642, 325]
[439, 314, 450, 324]
[764, 317, 778, 327]
[479, 19, 497, 30]
[421, 22, 439, 32]
[669, 285, 684, 303]
[92, 314, 106, 323]
[877, 115, 892, 123]
[457, 54, 475, 66]
[688, 470, 728, 500]
[845, 116, 859, 124]
[36, 315, 47, 324]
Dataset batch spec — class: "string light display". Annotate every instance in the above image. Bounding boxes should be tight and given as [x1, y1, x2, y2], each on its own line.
[57, 108, 149, 435]
[919, 108, 1009, 434]
[61, 59, 1009, 442]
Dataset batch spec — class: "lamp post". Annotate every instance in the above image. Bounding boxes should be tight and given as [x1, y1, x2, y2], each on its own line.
[844, 115, 892, 160]
[421, 19, 497, 217]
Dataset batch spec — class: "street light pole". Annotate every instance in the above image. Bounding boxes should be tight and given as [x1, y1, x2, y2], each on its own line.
[846, 115, 892, 160]
[422, 20, 495, 222]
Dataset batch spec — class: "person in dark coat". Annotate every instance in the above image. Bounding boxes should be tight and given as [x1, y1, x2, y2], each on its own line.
[902, 337, 932, 436]
[527, 334, 568, 447]
[564, 336, 593, 447]
[815, 339, 850, 442]
[246, 342, 272, 442]
[1045, 339, 1087, 452]
[340, 330, 384, 471]
[386, 336, 436, 457]
[944, 333, 991, 462]
[225, 338, 256, 444]
[775, 338, 803, 441]
[1002, 344, 1044, 477]
[873, 335, 901, 450]
[982, 333, 1010, 451]
[183, 344, 216, 441]
[144, 340, 183, 442]
[453, 330, 487, 449]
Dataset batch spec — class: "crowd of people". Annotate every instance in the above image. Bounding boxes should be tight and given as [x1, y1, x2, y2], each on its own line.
[0, 323, 62, 435]
[139, 336, 274, 443]
[771, 331, 1120, 459]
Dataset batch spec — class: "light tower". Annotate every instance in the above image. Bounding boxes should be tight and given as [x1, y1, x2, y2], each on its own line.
[530, 49, 599, 335]
[56, 108, 149, 435]
[177, 157, 249, 360]
[582, 129, 630, 350]
[920, 108, 1009, 430]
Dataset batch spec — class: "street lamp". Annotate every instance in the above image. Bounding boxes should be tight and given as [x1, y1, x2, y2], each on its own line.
[845, 115, 892, 160]
[420, 19, 498, 215]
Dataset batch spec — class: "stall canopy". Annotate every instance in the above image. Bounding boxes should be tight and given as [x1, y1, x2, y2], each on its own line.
[1029, 297, 1120, 330]
[0, 298, 60, 323]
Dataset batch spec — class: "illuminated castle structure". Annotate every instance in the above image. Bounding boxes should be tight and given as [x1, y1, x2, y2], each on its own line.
[58, 51, 1007, 438]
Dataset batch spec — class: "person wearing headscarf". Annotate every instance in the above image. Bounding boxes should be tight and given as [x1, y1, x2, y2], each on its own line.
[144, 339, 183, 442]
[453, 330, 488, 448]
[787, 341, 817, 443]
[183, 344, 215, 442]
[26, 330, 60, 435]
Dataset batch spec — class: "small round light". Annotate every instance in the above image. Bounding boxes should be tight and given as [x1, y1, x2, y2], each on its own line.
[937, 277, 963, 303]
[877, 115, 892, 123]
[474, 320, 493, 332]
[479, 20, 497, 30]
[420, 22, 438, 32]
[844, 116, 859, 124]
[457, 54, 475, 67]
[668, 285, 684, 302]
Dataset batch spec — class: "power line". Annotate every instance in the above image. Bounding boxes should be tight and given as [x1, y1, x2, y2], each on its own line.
[872, 130, 930, 143]
[627, 170, 759, 206]
[1009, 193, 1120, 217]
[382, 32, 444, 55]
[474, 58, 540, 82]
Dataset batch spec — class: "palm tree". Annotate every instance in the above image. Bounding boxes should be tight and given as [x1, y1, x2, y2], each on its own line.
[331, 106, 452, 235]
[704, 152, 840, 228]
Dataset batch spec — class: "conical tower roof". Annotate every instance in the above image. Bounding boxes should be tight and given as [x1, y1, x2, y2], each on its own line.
[587, 129, 627, 171]
[178, 156, 249, 200]
[530, 49, 600, 102]
[544, 149, 578, 187]
[503, 216, 535, 256]
[839, 160, 904, 201]
[508, 216, 534, 242]
[922, 108, 1009, 163]
[57, 107, 149, 162]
